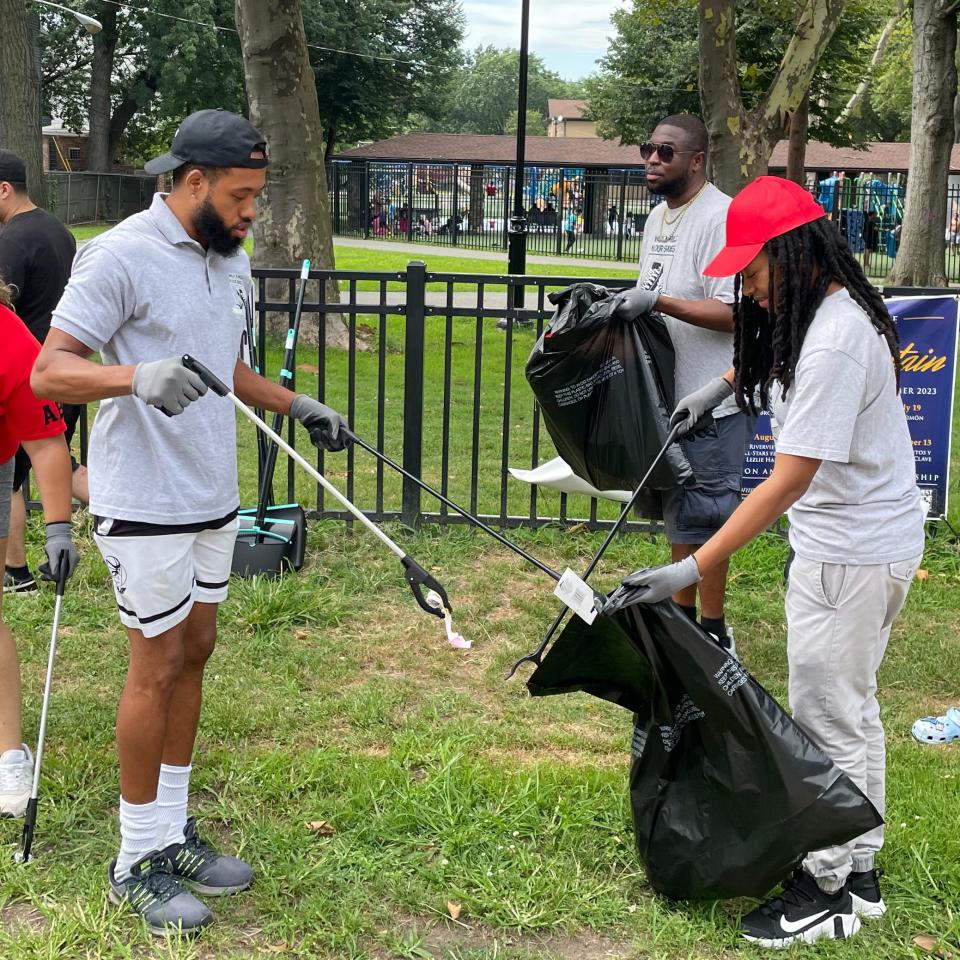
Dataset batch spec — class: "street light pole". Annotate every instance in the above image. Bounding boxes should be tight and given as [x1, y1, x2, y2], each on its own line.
[34, 0, 102, 32]
[507, 0, 531, 311]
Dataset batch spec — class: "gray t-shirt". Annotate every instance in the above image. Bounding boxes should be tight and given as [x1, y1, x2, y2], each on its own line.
[638, 182, 738, 417]
[771, 288, 925, 564]
[51, 193, 249, 524]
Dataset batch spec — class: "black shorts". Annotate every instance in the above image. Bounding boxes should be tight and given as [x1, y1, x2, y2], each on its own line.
[13, 403, 85, 492]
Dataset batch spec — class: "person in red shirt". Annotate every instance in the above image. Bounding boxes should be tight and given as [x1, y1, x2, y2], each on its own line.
[0, 287, 78, 816]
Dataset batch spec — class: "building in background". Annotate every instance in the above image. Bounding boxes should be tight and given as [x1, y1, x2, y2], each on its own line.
[547, 99, 596, 138]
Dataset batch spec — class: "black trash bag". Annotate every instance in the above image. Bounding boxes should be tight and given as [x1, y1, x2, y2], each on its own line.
[525, 283, 691, 511]
[528, 601, 882, 901]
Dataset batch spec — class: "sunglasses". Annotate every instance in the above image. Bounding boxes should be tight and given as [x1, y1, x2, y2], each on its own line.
[640, 141, 700, 163]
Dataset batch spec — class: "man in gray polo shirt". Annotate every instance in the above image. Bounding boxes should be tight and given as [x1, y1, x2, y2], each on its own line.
[32, 109, 350, 936]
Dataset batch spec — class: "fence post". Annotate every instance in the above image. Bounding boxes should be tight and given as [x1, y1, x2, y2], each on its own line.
[402, 260, 426, 527]
[363, 162, 371, 239]
[452, 163, 460, 247]
[406, 164, 415, 241]
[616, 168, 627, 262]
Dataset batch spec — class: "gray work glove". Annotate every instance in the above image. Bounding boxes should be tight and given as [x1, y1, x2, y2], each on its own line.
[132, 357, 207, 415]
[612, 286, 660, 321]
[669, 376, 734, 436]
[290, 394, 352, 452]
[39, 521, 79, 584]
[604, 555, 702, 613]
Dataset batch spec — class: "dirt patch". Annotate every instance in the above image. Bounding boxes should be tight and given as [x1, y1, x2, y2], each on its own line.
[0, 901, 49, 936]
[373, 916, 642, 959]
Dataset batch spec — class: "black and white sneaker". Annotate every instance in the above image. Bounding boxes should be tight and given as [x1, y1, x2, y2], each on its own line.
[848, 868, 886, 918]
[108, 851, 213, 937]
[3, 569, 37, 594]
[740, 868, 860, 948]
[165, 817, 253, 896]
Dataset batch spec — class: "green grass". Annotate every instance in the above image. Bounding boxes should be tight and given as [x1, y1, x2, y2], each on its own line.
[4, 305, 960, 959]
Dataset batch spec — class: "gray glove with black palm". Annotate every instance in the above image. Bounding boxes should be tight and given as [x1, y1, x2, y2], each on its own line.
[669, 376, 734, 437]
[290, 395, 352, 452]
[132, 357, 207, 415]
[603, 555, 702, 613]
[612, 286, 660, 321]
[39, 521, 79, 584]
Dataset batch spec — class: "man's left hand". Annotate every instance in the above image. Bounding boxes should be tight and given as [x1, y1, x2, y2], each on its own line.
[290, 395, 352, 452]
[612, 286, 659, 321]
[604, 555, 702, 612]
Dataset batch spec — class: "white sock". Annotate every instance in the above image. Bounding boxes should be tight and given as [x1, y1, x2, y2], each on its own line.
[156, 763, 191, 849]
[115, 797, 159, 882]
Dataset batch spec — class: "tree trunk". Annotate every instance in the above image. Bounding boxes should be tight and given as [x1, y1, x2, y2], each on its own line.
[786, 94, 809, 184]
[107, 73, 160, 164]
[887, 0, 957, 287]
[836, 0, 908, 123]
[86, 3, 118, 173]
[234, 0, 345, 348]
[699, 0, 845, 195]
[0, 2, 47, 207]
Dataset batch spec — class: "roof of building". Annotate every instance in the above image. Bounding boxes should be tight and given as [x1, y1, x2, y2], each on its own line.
[335, 133, 957, 174]
[547, 99, 589, 121]
[335, 133, 645, 168]
[769, 139, 960, 173]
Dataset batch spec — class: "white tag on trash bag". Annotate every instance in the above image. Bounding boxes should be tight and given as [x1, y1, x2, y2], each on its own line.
[554, 568, 599, 625]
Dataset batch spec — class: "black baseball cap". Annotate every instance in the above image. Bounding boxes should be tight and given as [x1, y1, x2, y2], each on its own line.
[144, 108, 268, 175]
[0, 149, 27, 184]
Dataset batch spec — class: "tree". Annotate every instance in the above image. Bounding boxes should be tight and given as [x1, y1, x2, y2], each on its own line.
[506, 109, 548, 136]
[0, 2, 46, 207]
[588, 0, 887, 189]
[437, 47, 582, 135]
[699, 0, 846, 192]
[39, 0, 245, 171]
[302, 0, 464, 159]
[235, 0, 345, 346]
[886, 0, 958, 287]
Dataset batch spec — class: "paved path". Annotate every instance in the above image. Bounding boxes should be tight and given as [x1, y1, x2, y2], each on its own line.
[334, 236, 638, 273]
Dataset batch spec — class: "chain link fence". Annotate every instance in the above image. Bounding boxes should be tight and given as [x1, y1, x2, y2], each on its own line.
[44, 172, 158, 225]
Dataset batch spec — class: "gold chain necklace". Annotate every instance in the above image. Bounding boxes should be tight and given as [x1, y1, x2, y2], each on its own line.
[657, 182, 709, 239]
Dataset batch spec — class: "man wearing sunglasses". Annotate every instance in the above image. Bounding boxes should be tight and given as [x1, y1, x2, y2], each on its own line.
[612, 114, 756, 655]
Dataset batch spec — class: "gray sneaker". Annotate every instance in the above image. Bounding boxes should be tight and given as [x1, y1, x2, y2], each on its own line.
[165, 817, 253, 896]
[3, 569, 37, 593]
[108, 851, 213, 936]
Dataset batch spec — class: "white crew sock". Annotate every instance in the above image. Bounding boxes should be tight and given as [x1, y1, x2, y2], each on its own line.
[115, 797, 159, 882]
[156, 763, 192, 849]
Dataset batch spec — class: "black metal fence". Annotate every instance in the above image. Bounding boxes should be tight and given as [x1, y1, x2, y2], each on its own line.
[45, 172, 157, 225]
[248, 264, 647, 532]
[327, 160, 960, 282]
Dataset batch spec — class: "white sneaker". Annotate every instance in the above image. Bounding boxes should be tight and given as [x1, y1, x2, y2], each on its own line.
[0, 744, 34, 818]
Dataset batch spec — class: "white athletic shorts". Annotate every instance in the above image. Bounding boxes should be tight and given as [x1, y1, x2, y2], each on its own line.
[93, 511, 239, 638]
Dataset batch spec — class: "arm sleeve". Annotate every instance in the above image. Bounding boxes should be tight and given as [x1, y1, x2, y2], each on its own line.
[0, 236, 27, 305]
[49, 242, 135, 352]
[775, 349, 866, 463]
[697, 212, 736, 304]
[5, 375, 66, 443]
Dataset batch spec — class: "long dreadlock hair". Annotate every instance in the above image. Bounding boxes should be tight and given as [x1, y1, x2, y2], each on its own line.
[732, 217, 900, 415]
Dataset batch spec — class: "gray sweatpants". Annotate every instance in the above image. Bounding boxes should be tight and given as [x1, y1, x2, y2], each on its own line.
[0, 457, 13, 539]
[786, 553, 922, 891]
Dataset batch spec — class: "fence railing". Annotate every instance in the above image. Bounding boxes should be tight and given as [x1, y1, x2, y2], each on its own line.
[45, 172, 157, 225]
[326, 161, 960, 282]
[249, 264, 649, 532]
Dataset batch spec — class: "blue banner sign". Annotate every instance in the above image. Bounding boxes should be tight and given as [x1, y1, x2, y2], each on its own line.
[740, 295, 958, 519]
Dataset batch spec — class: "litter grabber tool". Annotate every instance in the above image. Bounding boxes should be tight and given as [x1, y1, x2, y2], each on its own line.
[181, 355, 462, 643]
[16, 554, 68, 864]
[505, 421, 684, 680]
[347, 432, 563, 583]
[233, 260, 311, 578]
[239, 281, 268, 469]
[347, 435, 609, 638]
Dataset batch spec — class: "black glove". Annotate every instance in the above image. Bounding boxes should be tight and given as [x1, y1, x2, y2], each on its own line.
[290, 395, 352, 452]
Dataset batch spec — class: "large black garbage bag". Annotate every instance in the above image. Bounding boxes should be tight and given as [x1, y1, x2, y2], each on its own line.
[528, 601, 882, 900]
[525, 283, 691, 506]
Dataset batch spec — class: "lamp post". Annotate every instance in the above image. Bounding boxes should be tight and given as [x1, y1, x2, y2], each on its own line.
[506, 0, 531, 312]
[34, 0, 102, 31]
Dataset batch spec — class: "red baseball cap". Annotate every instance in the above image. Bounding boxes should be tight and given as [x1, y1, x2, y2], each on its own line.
[703, 176, 826, 277]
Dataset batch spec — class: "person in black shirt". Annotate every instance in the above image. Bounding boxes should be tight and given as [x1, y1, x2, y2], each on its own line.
[0, 150, 86, 593]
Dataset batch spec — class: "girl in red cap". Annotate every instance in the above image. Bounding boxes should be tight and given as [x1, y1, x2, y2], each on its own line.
[606, 176, 925, 947]
[0, 277, 78, 817]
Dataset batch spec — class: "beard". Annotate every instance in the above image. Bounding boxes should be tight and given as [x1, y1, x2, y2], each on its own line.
[192, 199, 247, 257]
[649, 168, 693, 199]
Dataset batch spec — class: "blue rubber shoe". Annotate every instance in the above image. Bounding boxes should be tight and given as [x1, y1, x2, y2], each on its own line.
[911, 707, 960, 745]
